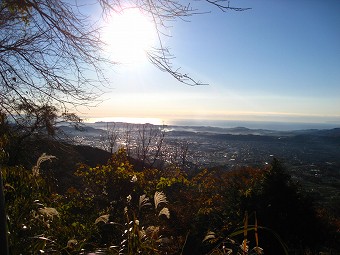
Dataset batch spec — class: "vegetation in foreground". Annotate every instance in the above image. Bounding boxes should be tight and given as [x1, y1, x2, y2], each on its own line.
[0, 113, 339, 254]
[1, 122, 340, 255]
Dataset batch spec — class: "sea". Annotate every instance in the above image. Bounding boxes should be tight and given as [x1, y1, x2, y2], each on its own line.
[84, 117, 340, 131]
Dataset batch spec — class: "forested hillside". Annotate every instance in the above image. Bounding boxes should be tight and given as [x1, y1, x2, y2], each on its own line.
[1, 116, 339, 254]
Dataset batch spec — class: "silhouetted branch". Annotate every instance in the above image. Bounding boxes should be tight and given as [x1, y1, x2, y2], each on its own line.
[0, 0, 249, 128]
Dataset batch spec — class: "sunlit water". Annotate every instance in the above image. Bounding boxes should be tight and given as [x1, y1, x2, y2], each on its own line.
[84, 117, 340, 131]
[85, 117, 163, 126]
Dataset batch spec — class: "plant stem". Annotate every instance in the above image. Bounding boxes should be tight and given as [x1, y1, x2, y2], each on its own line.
[0, 167, 9, 255]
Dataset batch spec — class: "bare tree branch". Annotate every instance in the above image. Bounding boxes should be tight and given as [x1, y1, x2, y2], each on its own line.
[0, 0, 249, 131]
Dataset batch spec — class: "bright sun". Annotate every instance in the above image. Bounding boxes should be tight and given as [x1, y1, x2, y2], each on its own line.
[102, 8, 156, 64]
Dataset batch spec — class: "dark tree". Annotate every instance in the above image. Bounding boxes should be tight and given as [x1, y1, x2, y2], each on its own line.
[256, 159, 326, 253]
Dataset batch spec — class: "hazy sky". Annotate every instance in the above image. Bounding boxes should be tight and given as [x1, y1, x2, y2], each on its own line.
[84, 0, 340, 124]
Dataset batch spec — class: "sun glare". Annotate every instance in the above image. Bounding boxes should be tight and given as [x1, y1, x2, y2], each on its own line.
[102, 8, 156, 64]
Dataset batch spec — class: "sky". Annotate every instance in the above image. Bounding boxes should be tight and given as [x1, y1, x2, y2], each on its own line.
[83, 0, 340, 125]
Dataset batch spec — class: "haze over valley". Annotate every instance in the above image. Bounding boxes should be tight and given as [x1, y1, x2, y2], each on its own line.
[59, 121, 340, 208]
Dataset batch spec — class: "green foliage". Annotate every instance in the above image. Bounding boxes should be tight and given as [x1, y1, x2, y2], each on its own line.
[75, 148, 145, 218]
[2, 145, 338, 254]
[3, 164, 55, 253]
[156, 168, 189, 191]
[111, 191, 173, 255]
[2, 155, 99, 253]
[203, 212, 289, 255]
[74, 148, 180, 254]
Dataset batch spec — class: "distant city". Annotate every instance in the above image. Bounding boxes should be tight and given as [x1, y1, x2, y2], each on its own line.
[58, 121, 340, 207]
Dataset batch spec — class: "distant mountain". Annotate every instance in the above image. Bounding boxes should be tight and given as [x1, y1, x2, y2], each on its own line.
[312, 128, 340, 137]
[58, 125, 105, 136]
[59, 123, 340, 139]
[166, 125, 340, 137]
[167, 125, 286, 136]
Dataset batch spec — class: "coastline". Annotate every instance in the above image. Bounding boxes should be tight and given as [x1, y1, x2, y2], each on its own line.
[84, 117, 340, 131]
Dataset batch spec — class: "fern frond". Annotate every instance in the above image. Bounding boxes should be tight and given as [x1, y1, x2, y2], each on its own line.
[145, 225, 160, 239]
[32, 153, 57, 176]
[139, 194, 151, 210]
[154, 191, 168, 209]
[202, 231, 216, 242]
[156, 237, 172, 244]
[158, 207, 170, 219]
[67, 239, 78, 249]
[38, 207, 59, 218]
[94, 214, 109, 224]
[252, 246, 264, 254]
